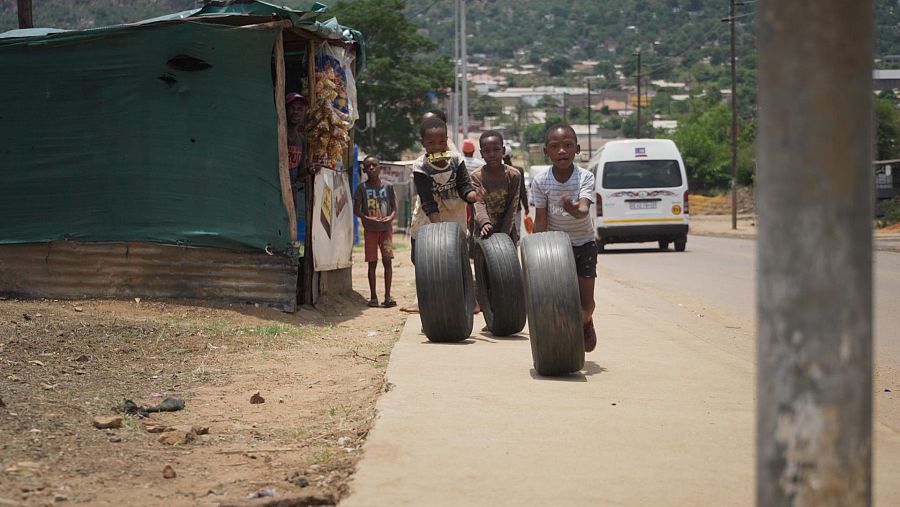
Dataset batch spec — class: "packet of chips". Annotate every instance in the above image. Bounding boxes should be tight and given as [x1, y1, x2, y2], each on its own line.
[426, 151, 452, 163]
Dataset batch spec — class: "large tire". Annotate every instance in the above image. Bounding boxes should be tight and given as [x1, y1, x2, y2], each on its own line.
[415, 222, 474, 342]
[520, 232, 585, 376]
[674, 235, 687, 252]
[473, 234, 526, 336]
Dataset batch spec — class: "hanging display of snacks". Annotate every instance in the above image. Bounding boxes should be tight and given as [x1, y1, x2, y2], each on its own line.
[309, 45, 355, 170]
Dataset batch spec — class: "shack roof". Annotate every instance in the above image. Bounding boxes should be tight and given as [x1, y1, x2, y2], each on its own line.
[0, 0, 365, 64]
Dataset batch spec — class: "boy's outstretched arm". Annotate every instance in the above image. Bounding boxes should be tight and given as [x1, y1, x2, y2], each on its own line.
[560, 195, 591, 219]
[533, 207, 549, 233]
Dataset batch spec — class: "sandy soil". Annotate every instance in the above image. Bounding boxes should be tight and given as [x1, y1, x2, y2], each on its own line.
[0, 242, 417, 506]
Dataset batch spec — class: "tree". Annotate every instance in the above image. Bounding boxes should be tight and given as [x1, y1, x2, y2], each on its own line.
[875, 96, 900, 160]
[668, 101, 756, 190]
[471, 93, 502, 120]
[542, 56, 571, 77]
[330, 0, 453, 159]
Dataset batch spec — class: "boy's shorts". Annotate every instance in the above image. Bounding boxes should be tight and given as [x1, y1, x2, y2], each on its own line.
[572, 241, 598, 278]
[364, 230, 393, 263]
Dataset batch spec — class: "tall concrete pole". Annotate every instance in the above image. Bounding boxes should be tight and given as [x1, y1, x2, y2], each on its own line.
[587, 79, 593, 156]
[635, 49, 641, 138]
[460, 0, 469, 140]
[729, 0, 738, 230]
[17, 0, 33, 28]
[452, 0, 459, 146]
[756, 1, 873, 506]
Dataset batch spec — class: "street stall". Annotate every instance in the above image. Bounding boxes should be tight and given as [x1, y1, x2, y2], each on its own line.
[0, 0, 364, 310]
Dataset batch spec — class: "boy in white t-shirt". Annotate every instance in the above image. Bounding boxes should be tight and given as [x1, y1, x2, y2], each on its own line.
[531, 124, 599, 352]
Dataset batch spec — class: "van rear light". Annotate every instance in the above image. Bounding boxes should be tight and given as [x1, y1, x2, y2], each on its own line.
[683, 190, 690, 215]
[596, 193, 603, 216]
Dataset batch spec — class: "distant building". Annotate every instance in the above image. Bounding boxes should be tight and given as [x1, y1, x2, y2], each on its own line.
[874, 69, 900, 90]
[652, 120, 679, 132]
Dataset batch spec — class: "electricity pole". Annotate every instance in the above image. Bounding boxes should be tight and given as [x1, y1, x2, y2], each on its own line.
[452, 0, 460, 145]
[460, 0, 469, 141]
[634, 48, 642, 138]
[587, 78, 593, 156]
[17, 0, 33, 28]
[722, 0, 742, 230]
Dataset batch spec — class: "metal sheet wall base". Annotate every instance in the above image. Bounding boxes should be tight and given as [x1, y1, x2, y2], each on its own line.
[0, 242, 298, 312]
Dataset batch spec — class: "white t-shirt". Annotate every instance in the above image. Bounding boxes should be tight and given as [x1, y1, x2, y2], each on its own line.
[531, 165, 595, 246]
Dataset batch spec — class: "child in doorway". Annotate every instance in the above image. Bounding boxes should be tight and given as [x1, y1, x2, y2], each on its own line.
[353, 156, 397, 308]
[471, 131, 521, 244]
[531, 124, 599, 352]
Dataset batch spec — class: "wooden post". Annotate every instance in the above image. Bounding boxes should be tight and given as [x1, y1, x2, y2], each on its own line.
[274, 30, 298, 243]
[17, 0, 33, 29]
[302, 39, 318, 305]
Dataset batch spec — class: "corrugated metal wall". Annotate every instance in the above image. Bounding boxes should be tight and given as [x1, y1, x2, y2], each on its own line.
[0, 242, 298, 312]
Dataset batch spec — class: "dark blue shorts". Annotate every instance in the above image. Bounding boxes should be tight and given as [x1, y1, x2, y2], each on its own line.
[573, 241, 598, 278]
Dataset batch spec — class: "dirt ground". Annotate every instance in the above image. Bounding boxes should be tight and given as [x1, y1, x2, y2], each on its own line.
[0, 242, 417, 507]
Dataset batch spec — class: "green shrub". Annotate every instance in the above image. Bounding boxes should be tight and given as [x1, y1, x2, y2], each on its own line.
[877, 197, 900, 228]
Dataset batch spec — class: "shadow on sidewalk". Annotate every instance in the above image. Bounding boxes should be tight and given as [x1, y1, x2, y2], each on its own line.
[528, 360, 607, 382]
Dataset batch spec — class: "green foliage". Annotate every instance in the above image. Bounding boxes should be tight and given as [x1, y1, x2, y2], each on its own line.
[330, 0, 453, 159]
[523, 114, 564, 144]
[542, 56, 571, 77]
[875, 96, 900, 160]
[669, 100, 756, 190]
[471, 93, 502, 119]
[878, 197, 900, 228]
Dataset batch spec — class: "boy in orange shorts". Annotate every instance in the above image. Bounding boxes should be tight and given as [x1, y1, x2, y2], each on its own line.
[353, 156, 397, 307]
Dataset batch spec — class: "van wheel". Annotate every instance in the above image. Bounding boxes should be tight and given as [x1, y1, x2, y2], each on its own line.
[520, 232, 585, 376]
[674, 236, 687, 252]
[474, 233, 527, 337]
[415, 222, 474, 342]
[658, 240, 670, 251]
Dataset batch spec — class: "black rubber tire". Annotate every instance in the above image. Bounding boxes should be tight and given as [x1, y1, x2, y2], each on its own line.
[674, 235, 687, 252]
[474, 233, 526, 336]
[520, 232, 585, 376]
[415, 222, 474, 342]
[659, 240, 670, 251]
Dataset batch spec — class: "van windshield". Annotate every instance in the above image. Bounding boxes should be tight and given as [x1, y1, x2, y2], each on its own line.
[602, 160, 683, 189]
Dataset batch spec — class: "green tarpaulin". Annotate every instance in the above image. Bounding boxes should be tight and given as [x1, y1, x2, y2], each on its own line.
[0, 21, 289, 252]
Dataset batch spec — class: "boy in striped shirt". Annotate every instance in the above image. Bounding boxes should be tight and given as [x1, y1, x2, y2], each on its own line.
[531, 124, 599, 352]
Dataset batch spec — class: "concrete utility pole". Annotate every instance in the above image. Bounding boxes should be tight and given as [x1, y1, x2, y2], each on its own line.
[17, 0, 33, 28]
[757, 1, 873, 505]
[452, 0, 460, 145]
[727, 0, 739, 230]
[634, 49, 642, 138]
[587, 78, 593, 156]
[460, 0, 469, 140]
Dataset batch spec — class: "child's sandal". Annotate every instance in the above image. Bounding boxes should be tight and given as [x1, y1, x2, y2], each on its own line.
[382, 297, 397, 308]
[367, 298, 380, 308]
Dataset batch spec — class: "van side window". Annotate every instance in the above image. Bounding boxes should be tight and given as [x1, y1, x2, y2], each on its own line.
[602, 160, 683, 189]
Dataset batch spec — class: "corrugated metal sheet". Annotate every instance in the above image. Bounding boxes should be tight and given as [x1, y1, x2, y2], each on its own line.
[0, 242, 298, 312]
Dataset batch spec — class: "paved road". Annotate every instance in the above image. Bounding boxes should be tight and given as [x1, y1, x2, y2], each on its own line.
[342, 235, 900, 506]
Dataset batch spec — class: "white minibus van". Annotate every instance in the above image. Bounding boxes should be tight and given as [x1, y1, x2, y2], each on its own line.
[589, 139, 689, 251]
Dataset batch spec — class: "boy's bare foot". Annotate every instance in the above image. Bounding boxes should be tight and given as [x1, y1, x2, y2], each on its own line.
[583, 320, 597, 353]
[399, 303, 419, 313]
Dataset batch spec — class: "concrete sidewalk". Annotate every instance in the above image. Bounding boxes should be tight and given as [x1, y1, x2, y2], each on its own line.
[341, 276, 757, 506]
